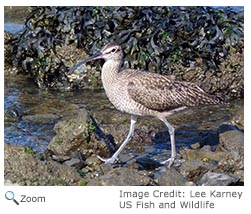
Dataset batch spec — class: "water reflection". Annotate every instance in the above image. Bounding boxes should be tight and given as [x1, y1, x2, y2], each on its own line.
[4, 74, 243, 153]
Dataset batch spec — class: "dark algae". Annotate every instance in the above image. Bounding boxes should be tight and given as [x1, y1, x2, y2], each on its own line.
[5, 6, 243, 100]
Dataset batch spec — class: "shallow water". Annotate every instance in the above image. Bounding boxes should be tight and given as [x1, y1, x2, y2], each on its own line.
[4, 73, 243, 155]
[4, 11, 243, 156]
[4, 23, 24, 34]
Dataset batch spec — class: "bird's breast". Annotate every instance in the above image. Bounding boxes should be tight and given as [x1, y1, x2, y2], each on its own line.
[103, 82, 154, 116]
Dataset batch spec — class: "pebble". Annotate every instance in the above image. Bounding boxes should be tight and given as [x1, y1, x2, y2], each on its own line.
[197, 172, 240, 186]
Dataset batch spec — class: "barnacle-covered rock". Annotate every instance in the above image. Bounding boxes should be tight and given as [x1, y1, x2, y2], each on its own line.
[5, 6, 243, 99]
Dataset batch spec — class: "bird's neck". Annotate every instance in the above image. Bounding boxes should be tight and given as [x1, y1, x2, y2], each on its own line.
[101, 59, 122, 86]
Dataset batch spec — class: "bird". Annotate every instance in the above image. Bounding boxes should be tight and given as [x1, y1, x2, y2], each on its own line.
[69, 42, 223, 167]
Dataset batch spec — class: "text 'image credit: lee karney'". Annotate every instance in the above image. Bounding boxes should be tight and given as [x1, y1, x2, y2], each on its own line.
[119, 189, 243, 209]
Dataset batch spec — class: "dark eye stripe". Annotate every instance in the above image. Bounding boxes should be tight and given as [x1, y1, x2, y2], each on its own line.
[110, 47, 121, 54]
[104, 47, 121, 55]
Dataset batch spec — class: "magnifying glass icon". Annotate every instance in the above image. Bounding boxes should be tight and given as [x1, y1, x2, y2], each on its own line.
[5, 191, 19, 205]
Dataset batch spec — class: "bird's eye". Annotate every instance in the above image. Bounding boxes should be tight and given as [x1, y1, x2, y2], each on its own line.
[111, 48, 117, 53]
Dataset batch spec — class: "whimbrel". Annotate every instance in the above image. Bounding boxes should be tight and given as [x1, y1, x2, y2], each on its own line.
[69, 42, 222, 167]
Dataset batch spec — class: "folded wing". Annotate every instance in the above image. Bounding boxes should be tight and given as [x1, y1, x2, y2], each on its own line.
[127, 72, 222, 112]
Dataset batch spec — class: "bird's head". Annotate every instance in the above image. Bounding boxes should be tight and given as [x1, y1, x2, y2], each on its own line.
[68, 42, 123, 74]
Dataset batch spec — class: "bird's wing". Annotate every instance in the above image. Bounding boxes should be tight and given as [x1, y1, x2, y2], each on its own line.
[127, 72, 220, 112]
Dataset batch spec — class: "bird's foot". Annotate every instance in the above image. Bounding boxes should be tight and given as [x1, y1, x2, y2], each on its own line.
[160, 156, 175, 168]
[97, 155, 119, 164]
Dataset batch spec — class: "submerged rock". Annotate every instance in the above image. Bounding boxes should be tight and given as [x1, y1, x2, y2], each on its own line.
[24, 99, 81, 119]
[23, 113, 60, 124]
[4, 106, 21, 123]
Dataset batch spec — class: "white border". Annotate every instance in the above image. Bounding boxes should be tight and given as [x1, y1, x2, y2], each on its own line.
[1, 1, 250, 214]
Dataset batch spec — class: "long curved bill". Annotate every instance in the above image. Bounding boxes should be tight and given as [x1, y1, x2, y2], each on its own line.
[68, 52, 103, 74]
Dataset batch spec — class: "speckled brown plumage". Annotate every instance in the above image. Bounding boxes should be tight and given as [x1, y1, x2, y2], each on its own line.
[126, 71, 222, 112]
[71, 42, 223, 166]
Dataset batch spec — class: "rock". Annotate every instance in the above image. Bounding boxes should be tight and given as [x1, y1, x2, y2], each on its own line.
[190, 142, 201, 149]
[178, 160, 217, 183]
[156, 168, 189, 186]
[197, 172, 240, 186]
[135, 156, 162, 170]
[85, 155, 101, 167]
[64, 158, 84, 168]
[4, 107, 21, 123]
[51, 155, 71, 162]
[24, 99, 81, 119]
[4, 143, 84, 185]
[47, 107, 110, 161]
[218, 124, 244, 154]
[23, 113, 60, 124]
[230, 108, 244, 129]
[22, 98, 111, 159]
[179, 146, 226, 162]
[47, 107, 90, 156]
[86, 167, 151, 186]
[214, 152, 244, 182]
[4, 179, 20, 186]
[216, 124, 244, 180]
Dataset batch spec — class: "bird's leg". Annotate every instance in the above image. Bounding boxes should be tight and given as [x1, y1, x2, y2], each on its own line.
[97, 115, 137, 164]
[158, 117, 176, 167]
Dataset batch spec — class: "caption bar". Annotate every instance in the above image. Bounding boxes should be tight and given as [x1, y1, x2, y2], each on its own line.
[119, 189, 243, 210]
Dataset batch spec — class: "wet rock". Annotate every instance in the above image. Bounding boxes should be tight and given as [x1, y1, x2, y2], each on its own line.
[4, 6, 29, 23]
[51, 155, 71, 163]
[4, 143, 83, 185]
[24, 99, 81, 119]
[135, 156, 162, 170]
[47, 106, 110, 161]
[86, 167, 151, 186]
[214, 152, 244, 182]
[216, 124, 244, 178]
[64, 158, 84, 168]
[23, 113, 60, 124]
[197, 172, 240, 186]
[47, 107, 90, 156]
[178, 160, 217, 183]
[230, 108, 244, 129]
[156, 168, 190, 186]
[4, 31, 15, 73]
[218, 124, 244, 153]
[85, 155, 101, 167]
[80, 163, 112, 181]
[179, 146, 226, 162]
[4, 31, 14, 44]
[175, 124, 244, 185]
[4, 107, 21, 123]
[190, 142, 201, 149]
[85, 116, 117, 159]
